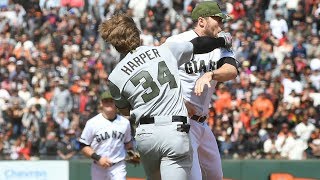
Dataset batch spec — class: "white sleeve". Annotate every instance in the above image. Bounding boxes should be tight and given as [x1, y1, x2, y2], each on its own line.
[79, 121, 94, 145]
[124, 120, 132, 143]
[162, 41, 194, 66]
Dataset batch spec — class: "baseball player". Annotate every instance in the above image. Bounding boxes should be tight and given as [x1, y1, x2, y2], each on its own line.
[166, 2, 239, 180]
[79, 91, 133, 180]
[98, 14, 231, 180]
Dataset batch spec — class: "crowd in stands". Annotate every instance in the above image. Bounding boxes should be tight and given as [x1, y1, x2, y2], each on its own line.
[0, 0, 320, 161]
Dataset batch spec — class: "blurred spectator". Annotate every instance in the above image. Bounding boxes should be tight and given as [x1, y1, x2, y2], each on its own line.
[5, 98, 24, 138]
[229, 1, 246, 21]
[307, 129, 320, 158]
[214, 85, 232, 115]
[291, 36, 307, 58]
[57, 129, 77, 160]
[270, 12, 288, 39]
[281, 131, 307, 160]
[22, 104, 42, 134]
[263, 133, 280, 159]
[52, 80, 72, 119]
[54, 111, 70, 137]
[39, 131, 58, 159]
[252, 93, 274, 126]
[295, 112, 316, 144]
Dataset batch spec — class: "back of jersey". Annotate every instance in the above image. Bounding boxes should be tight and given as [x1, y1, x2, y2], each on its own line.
[108, 42, 193, 122]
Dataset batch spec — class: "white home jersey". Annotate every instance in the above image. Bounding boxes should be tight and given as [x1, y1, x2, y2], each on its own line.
[79, 114, 131, 163]
[108, 42, 194, 122]
[166, 30, 235, 116]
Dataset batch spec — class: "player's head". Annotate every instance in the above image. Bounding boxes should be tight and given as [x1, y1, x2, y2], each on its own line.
[100, 91, 117, 118]
[99, 13, 140, 54]
[191, 1, 231, 37]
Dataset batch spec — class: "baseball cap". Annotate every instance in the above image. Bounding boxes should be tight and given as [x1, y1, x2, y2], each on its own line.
[191, 1, 231, 21]
[100, 91, 113, 100]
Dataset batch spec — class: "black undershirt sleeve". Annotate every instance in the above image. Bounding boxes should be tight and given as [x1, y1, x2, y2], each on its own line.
[217, 57, 240, 74]
[79, 142, 90, 150]
[190, 37, 225, 54]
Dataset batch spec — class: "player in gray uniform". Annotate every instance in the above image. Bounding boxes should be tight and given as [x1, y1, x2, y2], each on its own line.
[166, 2, 239, 180]
[79, 92, 132, 180]
[98, 14, 232, 180]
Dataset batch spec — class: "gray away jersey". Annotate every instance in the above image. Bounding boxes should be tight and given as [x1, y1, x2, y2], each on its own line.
[108, 42, 194, 122]
[166, 30, 236, 117]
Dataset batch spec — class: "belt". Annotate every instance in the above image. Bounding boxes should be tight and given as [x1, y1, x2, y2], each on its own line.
[190, 115, 207, 123]
[93, 160, 123, 166]
[139, 116, 190, 133]
[139, 116, 187, 124]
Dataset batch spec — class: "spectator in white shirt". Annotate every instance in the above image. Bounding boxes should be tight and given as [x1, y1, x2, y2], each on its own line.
[310, 69, 320, 90]
[140, 28, 155, 46]
[264, 133, 281, 159]
[281, 71, 303, 101]
[295, 113, 316, 144]
[281, 131, 307, 160]
[270, 12, 288, 39]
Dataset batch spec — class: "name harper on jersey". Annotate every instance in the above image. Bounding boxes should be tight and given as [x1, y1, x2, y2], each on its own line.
[121, 49, 161, 75]
[184, 59, 217, 74]
[95, 130, 125, 143]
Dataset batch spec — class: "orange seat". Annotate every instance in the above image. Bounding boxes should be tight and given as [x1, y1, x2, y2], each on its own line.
[270, 173, 294, 180]
[270, 173, 317, 180]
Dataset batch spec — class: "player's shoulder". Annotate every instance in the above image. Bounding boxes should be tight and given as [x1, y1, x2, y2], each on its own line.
[166, 30, 195, 42]
[116, 115, 130, 124]
[85, 113, 103, 125]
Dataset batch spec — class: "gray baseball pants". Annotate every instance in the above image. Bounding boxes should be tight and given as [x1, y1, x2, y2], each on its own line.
[135, 116, 192, 180]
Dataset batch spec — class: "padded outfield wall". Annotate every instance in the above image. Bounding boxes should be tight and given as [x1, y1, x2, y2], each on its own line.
[1, 160, 319, 180]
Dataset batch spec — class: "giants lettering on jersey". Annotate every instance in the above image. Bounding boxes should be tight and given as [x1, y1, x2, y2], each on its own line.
[95, 130, 125, 142]
[185, 59, 216, 74]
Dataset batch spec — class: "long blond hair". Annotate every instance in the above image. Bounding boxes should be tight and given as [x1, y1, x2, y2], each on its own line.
[99, 14, 140, 54]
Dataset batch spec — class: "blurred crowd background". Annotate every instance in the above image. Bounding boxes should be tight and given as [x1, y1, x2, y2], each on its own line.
[0, 0, 320, 161]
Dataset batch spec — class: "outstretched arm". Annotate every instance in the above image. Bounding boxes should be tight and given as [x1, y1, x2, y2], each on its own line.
[194, 62, 238, 96]
[190, 32, 232, 54]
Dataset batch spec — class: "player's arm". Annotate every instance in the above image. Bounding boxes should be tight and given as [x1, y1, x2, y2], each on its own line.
[80, 144, 98, 159]
[211, 57, 239, 81]
[80, 142, 112, 168]
[125, 140, 133, 150]
[165, 34, 231, 66]
[194, 56, 239, 96]
[190, 36, 230, 54]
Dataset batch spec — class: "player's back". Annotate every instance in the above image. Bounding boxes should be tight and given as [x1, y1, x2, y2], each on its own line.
[109, 43, 193, 121]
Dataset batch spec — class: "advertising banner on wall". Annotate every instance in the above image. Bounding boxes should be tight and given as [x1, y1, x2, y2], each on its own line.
[0, 161, 69, 180]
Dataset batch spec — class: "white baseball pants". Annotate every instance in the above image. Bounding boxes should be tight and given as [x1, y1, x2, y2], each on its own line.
[91, 161, 126, 180]
[189, 119, 223, 180]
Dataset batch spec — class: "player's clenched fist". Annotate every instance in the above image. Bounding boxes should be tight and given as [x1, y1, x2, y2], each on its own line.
[217, 31, 232, 50]
[98, 157, 112, 168]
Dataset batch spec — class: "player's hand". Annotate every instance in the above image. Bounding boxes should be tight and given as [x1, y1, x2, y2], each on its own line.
[194, 72, 213, 96]
[217, 31, 232, 50]
[98, 157, 112, 168]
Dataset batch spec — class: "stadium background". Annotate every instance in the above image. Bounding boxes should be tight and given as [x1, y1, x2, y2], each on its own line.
[0, 0, 320, 179]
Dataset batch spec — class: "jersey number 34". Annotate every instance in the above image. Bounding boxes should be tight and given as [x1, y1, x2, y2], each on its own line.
[130, 61, 177, 103]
